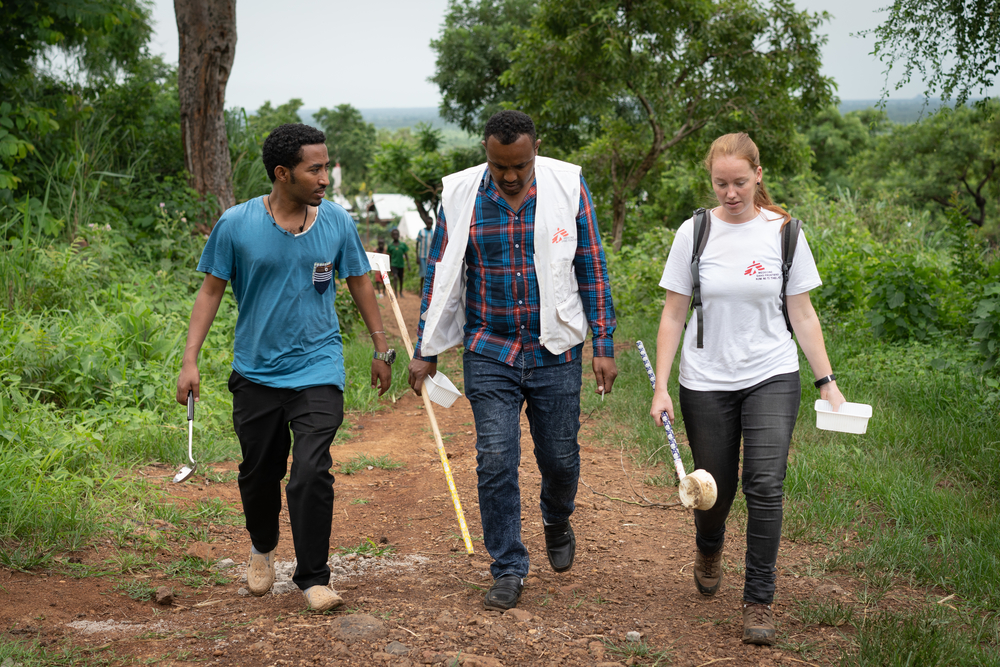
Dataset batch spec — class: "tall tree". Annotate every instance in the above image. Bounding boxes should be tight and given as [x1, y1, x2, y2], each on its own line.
[430, 0, 536, 136]
[867, 0, 1000, 106]
[175, 0, 237, 217]
[504, 0, 833, 251]
[313, 104, 377, 194]
[849, 101, 999, 227]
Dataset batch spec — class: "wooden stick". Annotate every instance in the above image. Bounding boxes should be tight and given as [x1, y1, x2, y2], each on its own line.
[375, 265, 474, 555]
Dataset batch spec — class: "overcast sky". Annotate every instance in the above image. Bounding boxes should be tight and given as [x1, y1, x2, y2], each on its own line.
[147, 0, 939, 111]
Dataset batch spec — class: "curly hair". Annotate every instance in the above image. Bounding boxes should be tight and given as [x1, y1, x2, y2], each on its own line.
[262, 124, 327, 182]
[483, 110, 536, 145]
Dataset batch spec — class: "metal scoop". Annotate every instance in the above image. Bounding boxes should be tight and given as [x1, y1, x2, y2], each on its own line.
[173, 391, 197, 483]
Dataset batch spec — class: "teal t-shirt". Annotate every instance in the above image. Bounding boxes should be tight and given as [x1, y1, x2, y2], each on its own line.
[197, 197, 370, 390]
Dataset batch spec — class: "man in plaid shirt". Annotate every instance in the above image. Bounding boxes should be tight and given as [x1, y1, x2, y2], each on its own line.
[408, 110, 617, 610]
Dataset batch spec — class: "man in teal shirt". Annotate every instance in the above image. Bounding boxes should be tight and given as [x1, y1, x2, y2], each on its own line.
[176, 124, 395, 613]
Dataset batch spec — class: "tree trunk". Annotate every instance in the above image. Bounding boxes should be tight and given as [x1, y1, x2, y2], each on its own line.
[611, 191, 627, 252]
[175, 0, 237, 220]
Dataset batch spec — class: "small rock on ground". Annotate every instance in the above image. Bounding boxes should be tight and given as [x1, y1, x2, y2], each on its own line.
[154, 586, 174, 605]
[330, 614, 388, 644]
[384, 640, 409, 655]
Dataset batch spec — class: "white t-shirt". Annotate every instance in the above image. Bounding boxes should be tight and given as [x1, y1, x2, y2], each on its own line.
[659, 208, 822, 391]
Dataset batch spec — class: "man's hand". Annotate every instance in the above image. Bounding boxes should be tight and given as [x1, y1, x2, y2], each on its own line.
[592, 356, 617, 395]
[408, 359, 437, 395]
[371, 359, 392, 396]
[177, 363, 200, 404]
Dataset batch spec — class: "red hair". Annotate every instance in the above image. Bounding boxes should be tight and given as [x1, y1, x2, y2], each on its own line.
[704, 133, 791, 228]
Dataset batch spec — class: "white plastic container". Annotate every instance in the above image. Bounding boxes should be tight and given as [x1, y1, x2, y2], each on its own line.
[814, 400, 873, 434]
[424, 371, 462, 408]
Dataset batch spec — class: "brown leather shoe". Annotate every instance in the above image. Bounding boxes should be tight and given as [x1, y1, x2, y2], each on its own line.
[742, 602, 775, 645]
[693, 540, 724, 596]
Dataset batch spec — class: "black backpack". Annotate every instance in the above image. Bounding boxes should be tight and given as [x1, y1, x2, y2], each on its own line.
[688, 208, 803, 349]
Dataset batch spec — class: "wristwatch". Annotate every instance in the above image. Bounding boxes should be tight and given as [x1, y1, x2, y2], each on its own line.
[373, 349, 397, 365]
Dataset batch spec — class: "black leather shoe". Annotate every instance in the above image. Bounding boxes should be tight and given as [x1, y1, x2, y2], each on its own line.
[544, 519, 576, 572]
[484, 574, 523, 610]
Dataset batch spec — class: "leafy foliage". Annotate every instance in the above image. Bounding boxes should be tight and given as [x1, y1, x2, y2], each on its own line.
[867, 0, 1000, 106]
[848, 101, 999, 227]
[370, 124, 482, 224]
[865, 253, 945, 341]
[503, 0, 834, 250]
[313, 104, 377, 194]
[430, 0, 536, 136]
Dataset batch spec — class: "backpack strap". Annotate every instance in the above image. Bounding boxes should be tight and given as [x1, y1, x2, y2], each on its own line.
[780, 218, 803, 335]
[689, 208, 711, 349]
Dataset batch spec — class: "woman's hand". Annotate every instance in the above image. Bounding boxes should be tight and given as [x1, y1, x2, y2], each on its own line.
[820, 381, 846, 413]
[650, 388, 675, 427]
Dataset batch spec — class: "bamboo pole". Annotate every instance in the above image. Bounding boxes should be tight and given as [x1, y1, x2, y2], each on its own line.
[373, 264, 474, 555]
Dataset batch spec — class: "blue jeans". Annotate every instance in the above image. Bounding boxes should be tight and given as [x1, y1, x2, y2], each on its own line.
[463, 351, 582, 579]
[679, 371, 800, 605]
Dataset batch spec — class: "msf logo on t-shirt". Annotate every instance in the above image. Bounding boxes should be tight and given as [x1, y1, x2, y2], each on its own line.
[745, 260, 780, 281]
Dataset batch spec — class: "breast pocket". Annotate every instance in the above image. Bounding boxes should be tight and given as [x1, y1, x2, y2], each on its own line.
[312, 262, 333, 294]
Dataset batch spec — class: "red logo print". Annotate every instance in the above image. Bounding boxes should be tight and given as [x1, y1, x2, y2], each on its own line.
[744, 261, 765, 276]
[552, 228, 569, 243]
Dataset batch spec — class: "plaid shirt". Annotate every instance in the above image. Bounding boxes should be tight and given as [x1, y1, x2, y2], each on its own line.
[414, 168, 616, 367]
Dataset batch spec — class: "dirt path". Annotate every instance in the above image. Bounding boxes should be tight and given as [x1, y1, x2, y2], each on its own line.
[1, 294, 868, 666]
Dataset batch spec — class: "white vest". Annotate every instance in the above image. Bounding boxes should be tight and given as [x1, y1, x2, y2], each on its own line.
[419, 156, 588, 358]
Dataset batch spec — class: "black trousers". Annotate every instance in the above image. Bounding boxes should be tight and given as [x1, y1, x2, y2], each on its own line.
[228, 371, 344, 590]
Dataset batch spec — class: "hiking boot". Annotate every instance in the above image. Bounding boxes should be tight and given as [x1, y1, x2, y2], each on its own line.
[693, 541, 724, 596]
[247, 549, 276, 596]
[483, 574, 523, 610]
[742, 602, 776, 645]
[543, 519, 576, 573]
[303, 585, 344, 612]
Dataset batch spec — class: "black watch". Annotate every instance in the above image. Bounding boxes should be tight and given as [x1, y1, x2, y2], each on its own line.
[374, 349, 396, 365]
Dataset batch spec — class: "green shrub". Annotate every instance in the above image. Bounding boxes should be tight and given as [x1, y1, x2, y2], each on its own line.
[605, 225, 676, 327]
[972, 282, 1000, 370]
[865, 253, 945, 341]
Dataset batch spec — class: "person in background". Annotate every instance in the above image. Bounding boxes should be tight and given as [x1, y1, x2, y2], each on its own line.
[408, 110, 617, 611]
[175, 123, 395, 613]
[649, 132, 846, 645]
[387, 227, 410, 297]
[416, 217, 434, 291]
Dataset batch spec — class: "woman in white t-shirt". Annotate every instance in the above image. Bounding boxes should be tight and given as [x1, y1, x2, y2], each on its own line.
[649, 133, 846, 646]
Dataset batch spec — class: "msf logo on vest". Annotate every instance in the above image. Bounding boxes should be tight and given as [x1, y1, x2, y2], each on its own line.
[552, 228, 570, 244]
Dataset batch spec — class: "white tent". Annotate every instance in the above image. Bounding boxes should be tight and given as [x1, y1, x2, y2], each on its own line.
[372, 194, 417, 221]
[396, 210, 433, 241]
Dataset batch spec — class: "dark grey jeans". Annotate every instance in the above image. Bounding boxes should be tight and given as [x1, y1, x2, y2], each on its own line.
[679, 371, 800, 605]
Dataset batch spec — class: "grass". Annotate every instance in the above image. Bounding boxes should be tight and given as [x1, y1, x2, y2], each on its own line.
[335, 537, 395, 557]
[336, 453, 406, 475]
[602, 638, 672, 665]
[592, 306, 1000, 658]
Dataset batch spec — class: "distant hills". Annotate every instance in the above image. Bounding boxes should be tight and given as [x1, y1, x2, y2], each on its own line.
[301, 98, 976, 132]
